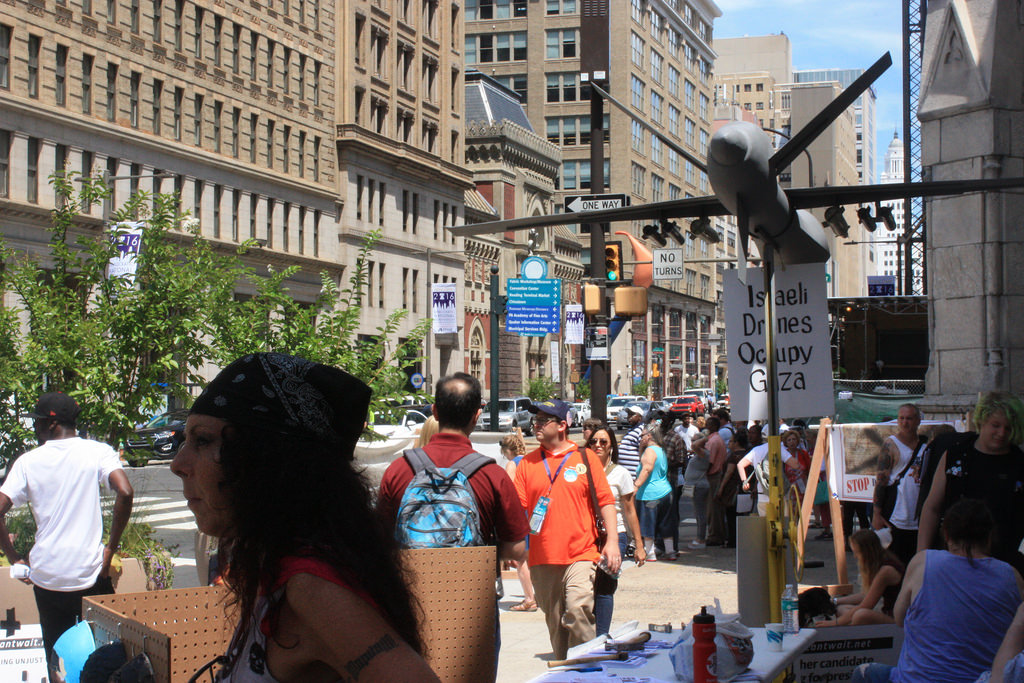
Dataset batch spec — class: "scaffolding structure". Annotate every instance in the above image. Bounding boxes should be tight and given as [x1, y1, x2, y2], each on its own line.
[901, 0, 927, 295]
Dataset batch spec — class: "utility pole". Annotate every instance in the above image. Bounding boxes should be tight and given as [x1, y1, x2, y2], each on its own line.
[489, 264, 501, 430]
[581, 0, 610, 421]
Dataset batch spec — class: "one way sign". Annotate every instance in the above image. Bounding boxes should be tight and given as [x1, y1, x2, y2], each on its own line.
[564, 194, 631, 213]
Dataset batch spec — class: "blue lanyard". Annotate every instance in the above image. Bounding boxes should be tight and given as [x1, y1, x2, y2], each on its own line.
[543, 451, 575, 489]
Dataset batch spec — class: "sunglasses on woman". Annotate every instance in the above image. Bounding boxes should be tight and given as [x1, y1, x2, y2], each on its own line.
[591, 438, 611, 445]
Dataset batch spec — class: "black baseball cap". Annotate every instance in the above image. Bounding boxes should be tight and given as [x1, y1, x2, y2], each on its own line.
[26, 392, 81, 423]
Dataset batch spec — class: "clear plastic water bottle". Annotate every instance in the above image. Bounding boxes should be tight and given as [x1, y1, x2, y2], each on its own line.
[782, 584, 799, 634]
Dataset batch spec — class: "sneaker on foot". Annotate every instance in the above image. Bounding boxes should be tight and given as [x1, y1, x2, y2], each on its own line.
[688, 540, 706, 549]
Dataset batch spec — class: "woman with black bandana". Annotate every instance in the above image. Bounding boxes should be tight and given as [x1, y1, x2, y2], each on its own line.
[172, 353, 439, 683]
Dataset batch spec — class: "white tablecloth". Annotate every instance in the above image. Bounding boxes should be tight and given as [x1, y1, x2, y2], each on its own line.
[530, 627, 818, 683]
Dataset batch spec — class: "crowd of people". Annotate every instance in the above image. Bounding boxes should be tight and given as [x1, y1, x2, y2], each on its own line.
[3, 352, 1024, 683]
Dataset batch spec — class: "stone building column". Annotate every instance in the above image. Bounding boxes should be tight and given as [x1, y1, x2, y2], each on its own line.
[920, 0, 1024, 418]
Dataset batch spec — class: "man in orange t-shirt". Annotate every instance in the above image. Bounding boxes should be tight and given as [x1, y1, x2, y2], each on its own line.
[514, 399, 621, 659]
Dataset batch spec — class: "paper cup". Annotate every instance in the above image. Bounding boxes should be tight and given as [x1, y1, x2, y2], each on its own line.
[765, 623, 784, 651]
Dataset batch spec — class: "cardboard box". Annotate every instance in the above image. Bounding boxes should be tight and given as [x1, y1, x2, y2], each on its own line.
[83, 586, 234, 683]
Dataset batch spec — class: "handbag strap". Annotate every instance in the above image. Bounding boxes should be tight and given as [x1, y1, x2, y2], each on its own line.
[892, 436, 927, 486]
[581, 450, 605, 545]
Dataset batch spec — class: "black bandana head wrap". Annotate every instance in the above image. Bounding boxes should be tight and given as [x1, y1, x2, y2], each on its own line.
[191, 353, 371, 457]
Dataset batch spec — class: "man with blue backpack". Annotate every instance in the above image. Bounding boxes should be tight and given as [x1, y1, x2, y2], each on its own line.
[377, 373, 528, 671]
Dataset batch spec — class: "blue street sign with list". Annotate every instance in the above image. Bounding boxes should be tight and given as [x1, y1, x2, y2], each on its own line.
[506, 278, 561, 336]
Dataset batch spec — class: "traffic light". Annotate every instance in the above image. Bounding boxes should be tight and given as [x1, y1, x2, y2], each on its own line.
[605, 241, 623, 282]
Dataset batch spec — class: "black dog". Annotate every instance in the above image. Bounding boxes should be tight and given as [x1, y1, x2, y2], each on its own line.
[798, 587, 838, 627]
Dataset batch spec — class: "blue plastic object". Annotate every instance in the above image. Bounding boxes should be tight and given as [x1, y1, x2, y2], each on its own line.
[53, 620, 96, 683]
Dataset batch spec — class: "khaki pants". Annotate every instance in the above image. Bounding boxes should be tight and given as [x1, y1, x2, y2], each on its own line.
[531, 561, 597, 659]
[706, 471, 726, 544]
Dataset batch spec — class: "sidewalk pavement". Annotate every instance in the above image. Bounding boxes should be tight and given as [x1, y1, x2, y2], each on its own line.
[495, 526, 854, 682]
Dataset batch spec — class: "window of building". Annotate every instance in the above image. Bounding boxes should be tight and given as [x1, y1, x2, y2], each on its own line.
[129, 71, 140, 127]
[267, 40, 275, 87]
[649, 10, 662, 39]
[0, 24, 9, 89]
[546, 0, 576, 14]
[266, 119, 274, 168]
[631, 162, 645, 195]
[545, 29, 576, 59]
[173, 86, 183, 139]
[650, 50, 662, 83]
[546, 72, 588, 102]
[193, 93, 203, 144]
[0, 129, 9, 197]
[174, 0, 183, 50]
[684, 79, 695, 110]
[493, 74, 527, 102]
[631, 32, 643, 68]
[312, 135, 320, 180]
[154, 0, 163, 42]
[106, 0, 115, 24]
[668, 65, 679, 98]
[27, 35, 40, 98]
[213, 100, 222, 152]
[631, 119, 643, 152]
[249, 31, 258, 79]
[282, 47, 290, 94]
[685, 117, 695, 147]
[651, 136, 662, 166]
[213, 184, 222, 237]
[130, 0, 140, 32]
[668, 105, 679, 136]
[231, 106, 240, 157]
[55, 44, 68, 106]
[281, 124, 290, 172]
[194, 6, 204, 58]
[651, 91, 662, 124]
[105, 62, 117, 121]
[667, 28, 679, 56]
[668, 147, 678, 175]
[630, 0, 643, 24]
[213, 15, 222, 66]
[26, 137, 39, 203]
[630, 74, 643, 109]
[699, 128, 708, 156]
[313, 62, 321, 106]
[231, 23, 241, 73]
[699, 93, 708, 121]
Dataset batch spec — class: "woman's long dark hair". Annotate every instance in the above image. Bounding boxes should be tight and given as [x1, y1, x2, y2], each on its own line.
[216, 425, 423, 654]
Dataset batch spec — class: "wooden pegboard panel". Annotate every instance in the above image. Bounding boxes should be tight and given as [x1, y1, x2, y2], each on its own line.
[403, 546, 497, 683]
[84, 586, 235, 683]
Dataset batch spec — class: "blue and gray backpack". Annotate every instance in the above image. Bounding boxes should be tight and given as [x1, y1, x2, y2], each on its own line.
[394, 448, 491, 549]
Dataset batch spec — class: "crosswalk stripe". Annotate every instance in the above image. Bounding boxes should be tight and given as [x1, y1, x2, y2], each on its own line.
[159, 521, 198, 531]
[138, 509, 196, 523]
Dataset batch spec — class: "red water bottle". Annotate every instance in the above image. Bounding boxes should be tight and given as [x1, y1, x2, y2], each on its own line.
[693, 605, 717, 683]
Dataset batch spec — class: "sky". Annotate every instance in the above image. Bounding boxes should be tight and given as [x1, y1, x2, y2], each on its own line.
[712, 0, 905, 182]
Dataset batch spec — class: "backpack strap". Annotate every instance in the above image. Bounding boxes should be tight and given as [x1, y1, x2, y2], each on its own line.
[891, 435, 927, 487]
[402, 448, 439, 475]
[450, 452, 493, 479]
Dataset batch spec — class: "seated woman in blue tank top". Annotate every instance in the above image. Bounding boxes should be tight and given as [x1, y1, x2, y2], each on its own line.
[852, 499, 1024, 683]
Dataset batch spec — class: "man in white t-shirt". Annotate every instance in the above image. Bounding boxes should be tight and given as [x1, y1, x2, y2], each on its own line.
[0, 393, 134, 677]
[872, 403, 928, 566]
[674, 412, 701, 452]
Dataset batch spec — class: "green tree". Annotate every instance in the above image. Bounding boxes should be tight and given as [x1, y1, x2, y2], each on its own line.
[525, 376, 558, 401]
[631, 379, 651, 397]
[0, 174, 240, 462]
[206, 228, 429, 422]
[574, 379, 591, 401]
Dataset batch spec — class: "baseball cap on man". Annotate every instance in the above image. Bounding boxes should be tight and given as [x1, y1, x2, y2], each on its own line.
[626, 405, 645, 417]
[26, 392, 81, 422]
[527, 399, 572, 423]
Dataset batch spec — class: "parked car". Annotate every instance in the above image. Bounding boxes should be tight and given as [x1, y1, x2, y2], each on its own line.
[684, 388, 716, 412]
[571, 401, 592, 424]
[668, 395, 706, 417]
[615, 400, 655, 430]
[477, 396, 533, 433]
[126, 409, 189, 463]
[716, 393, 731, 409]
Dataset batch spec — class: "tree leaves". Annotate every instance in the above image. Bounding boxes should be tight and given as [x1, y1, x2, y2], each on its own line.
[0, 176, 427, 468]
